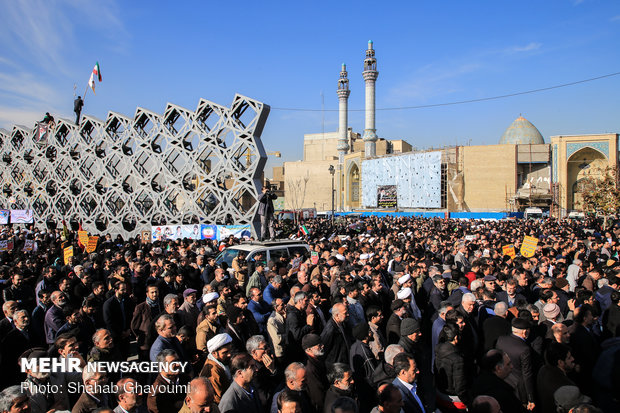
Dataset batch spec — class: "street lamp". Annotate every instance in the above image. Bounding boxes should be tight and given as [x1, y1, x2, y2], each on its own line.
[328, 165, 335, 224]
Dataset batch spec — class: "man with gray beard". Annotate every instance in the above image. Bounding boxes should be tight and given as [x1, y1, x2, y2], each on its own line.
[303, 334, 328, 412]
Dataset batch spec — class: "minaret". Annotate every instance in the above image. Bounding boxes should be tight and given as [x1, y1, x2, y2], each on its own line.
[362, 40, 378, 158]
[337, 63, 350, 164]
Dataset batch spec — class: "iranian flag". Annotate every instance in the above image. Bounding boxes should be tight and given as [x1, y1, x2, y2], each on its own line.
[88, 62, 102, 94]
[299, 225, 309, 236]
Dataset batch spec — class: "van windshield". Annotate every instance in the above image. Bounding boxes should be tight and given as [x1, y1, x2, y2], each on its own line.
[216, 248, 243, 266]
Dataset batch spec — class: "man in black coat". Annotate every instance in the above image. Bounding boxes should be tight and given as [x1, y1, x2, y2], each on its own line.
[323, 363, 357, 413]
[103, 281, 134, 359]
[386, 299, 407, 345]
[0, 309, 34, 387]
[536, 343, 576, 413]
[482, 301, 512, 351]
[285, 291, 314, 363]
[495, 318, 536, 410]
[569, 303, 600, 396]
[321, 302, 353, 366]
[257, 185, 277, 241]
[470, 349, 526, 413]
[303, 334, 328, 413]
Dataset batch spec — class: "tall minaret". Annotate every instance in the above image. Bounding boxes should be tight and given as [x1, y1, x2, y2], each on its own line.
[337, 63, 350, 164]
[362, 40, 379, 158]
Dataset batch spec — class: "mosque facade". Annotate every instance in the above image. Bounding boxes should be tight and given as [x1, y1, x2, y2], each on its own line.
[278, 43, 619, 217]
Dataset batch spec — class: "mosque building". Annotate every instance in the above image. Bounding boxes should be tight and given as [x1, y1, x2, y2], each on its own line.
[276, 42, 619, 217]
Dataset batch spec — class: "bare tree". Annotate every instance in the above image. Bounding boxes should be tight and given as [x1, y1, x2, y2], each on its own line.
[286, 173, 309, 225]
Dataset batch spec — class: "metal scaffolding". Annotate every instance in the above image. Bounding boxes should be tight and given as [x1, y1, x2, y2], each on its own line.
[0, 94, 270, 238]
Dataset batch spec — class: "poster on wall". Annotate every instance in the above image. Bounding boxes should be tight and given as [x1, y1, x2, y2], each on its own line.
[10, 209, 34, 224]
[377, 185, 398, 209]
[0, 210, 8, 225]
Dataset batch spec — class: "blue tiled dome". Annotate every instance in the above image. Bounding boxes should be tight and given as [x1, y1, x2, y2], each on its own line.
[500, 116, 544, 145]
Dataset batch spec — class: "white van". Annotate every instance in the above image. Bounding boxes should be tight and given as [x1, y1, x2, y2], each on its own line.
[215, 240, 310, 267]
[524, 207, 543, 219]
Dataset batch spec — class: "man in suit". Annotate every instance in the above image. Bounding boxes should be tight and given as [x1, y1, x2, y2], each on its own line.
[482, 302, 512, 351]
[218, 353, 262, 413]
[72, 369, 110, 413]
[103, 281, 134, 359]
[495, 318, 536, 411]
[113, 378, 147, 413]
[147, 349, 189, 413]
[321, 302, 353, 366]
[391, 353, 425, 413]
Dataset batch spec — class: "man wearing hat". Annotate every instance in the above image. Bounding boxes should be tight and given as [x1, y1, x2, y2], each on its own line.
[303, 334, 328, 412]
[178, 288, 200, 330]
[199, 333, 234, 403]
[386, 300, 408, 345]
[399, 318, 434, 412]
[496, 318, 536, 411]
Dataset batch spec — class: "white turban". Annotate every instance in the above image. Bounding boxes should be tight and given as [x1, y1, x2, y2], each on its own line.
[202, 292, 219, 304]
[397, 288, 412, 300]
[398, 274, 411, 285]
[207, 333, 232, 353]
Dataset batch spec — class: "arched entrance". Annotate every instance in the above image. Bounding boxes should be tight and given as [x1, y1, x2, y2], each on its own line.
[567, 147, 607, 210]
[348, 163, 360, 209]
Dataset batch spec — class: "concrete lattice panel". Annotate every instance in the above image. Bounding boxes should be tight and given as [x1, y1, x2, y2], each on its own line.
[0, 94, 270, 238]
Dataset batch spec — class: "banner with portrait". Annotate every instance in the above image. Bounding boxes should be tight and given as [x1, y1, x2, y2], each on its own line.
[0, 210, 8, 225]
[377, 185, 397, 209]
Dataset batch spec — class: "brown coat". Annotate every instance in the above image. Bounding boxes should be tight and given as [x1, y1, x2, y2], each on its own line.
[131, 301, 161, 351]
[195, 319, 221, 353]
[147, 373, 188, 413]
[199, 358, 232, 403]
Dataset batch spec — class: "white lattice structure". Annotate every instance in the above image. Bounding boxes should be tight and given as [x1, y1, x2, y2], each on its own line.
[0, 94, 270, 238]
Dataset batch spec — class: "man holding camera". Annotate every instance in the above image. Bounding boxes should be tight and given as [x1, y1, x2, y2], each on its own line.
[258, 184, 277, 241]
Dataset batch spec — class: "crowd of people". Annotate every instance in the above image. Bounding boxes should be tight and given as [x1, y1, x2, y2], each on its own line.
[0, 215, 618, 413]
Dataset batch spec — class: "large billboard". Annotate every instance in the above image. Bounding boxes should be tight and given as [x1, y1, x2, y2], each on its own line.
[362, 151, 442, 208]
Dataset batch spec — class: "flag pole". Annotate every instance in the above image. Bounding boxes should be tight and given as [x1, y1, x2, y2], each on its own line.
[83, 82, 89, 104]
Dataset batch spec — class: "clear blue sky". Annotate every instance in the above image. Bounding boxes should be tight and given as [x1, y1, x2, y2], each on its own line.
[1, 0, 620, 176]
